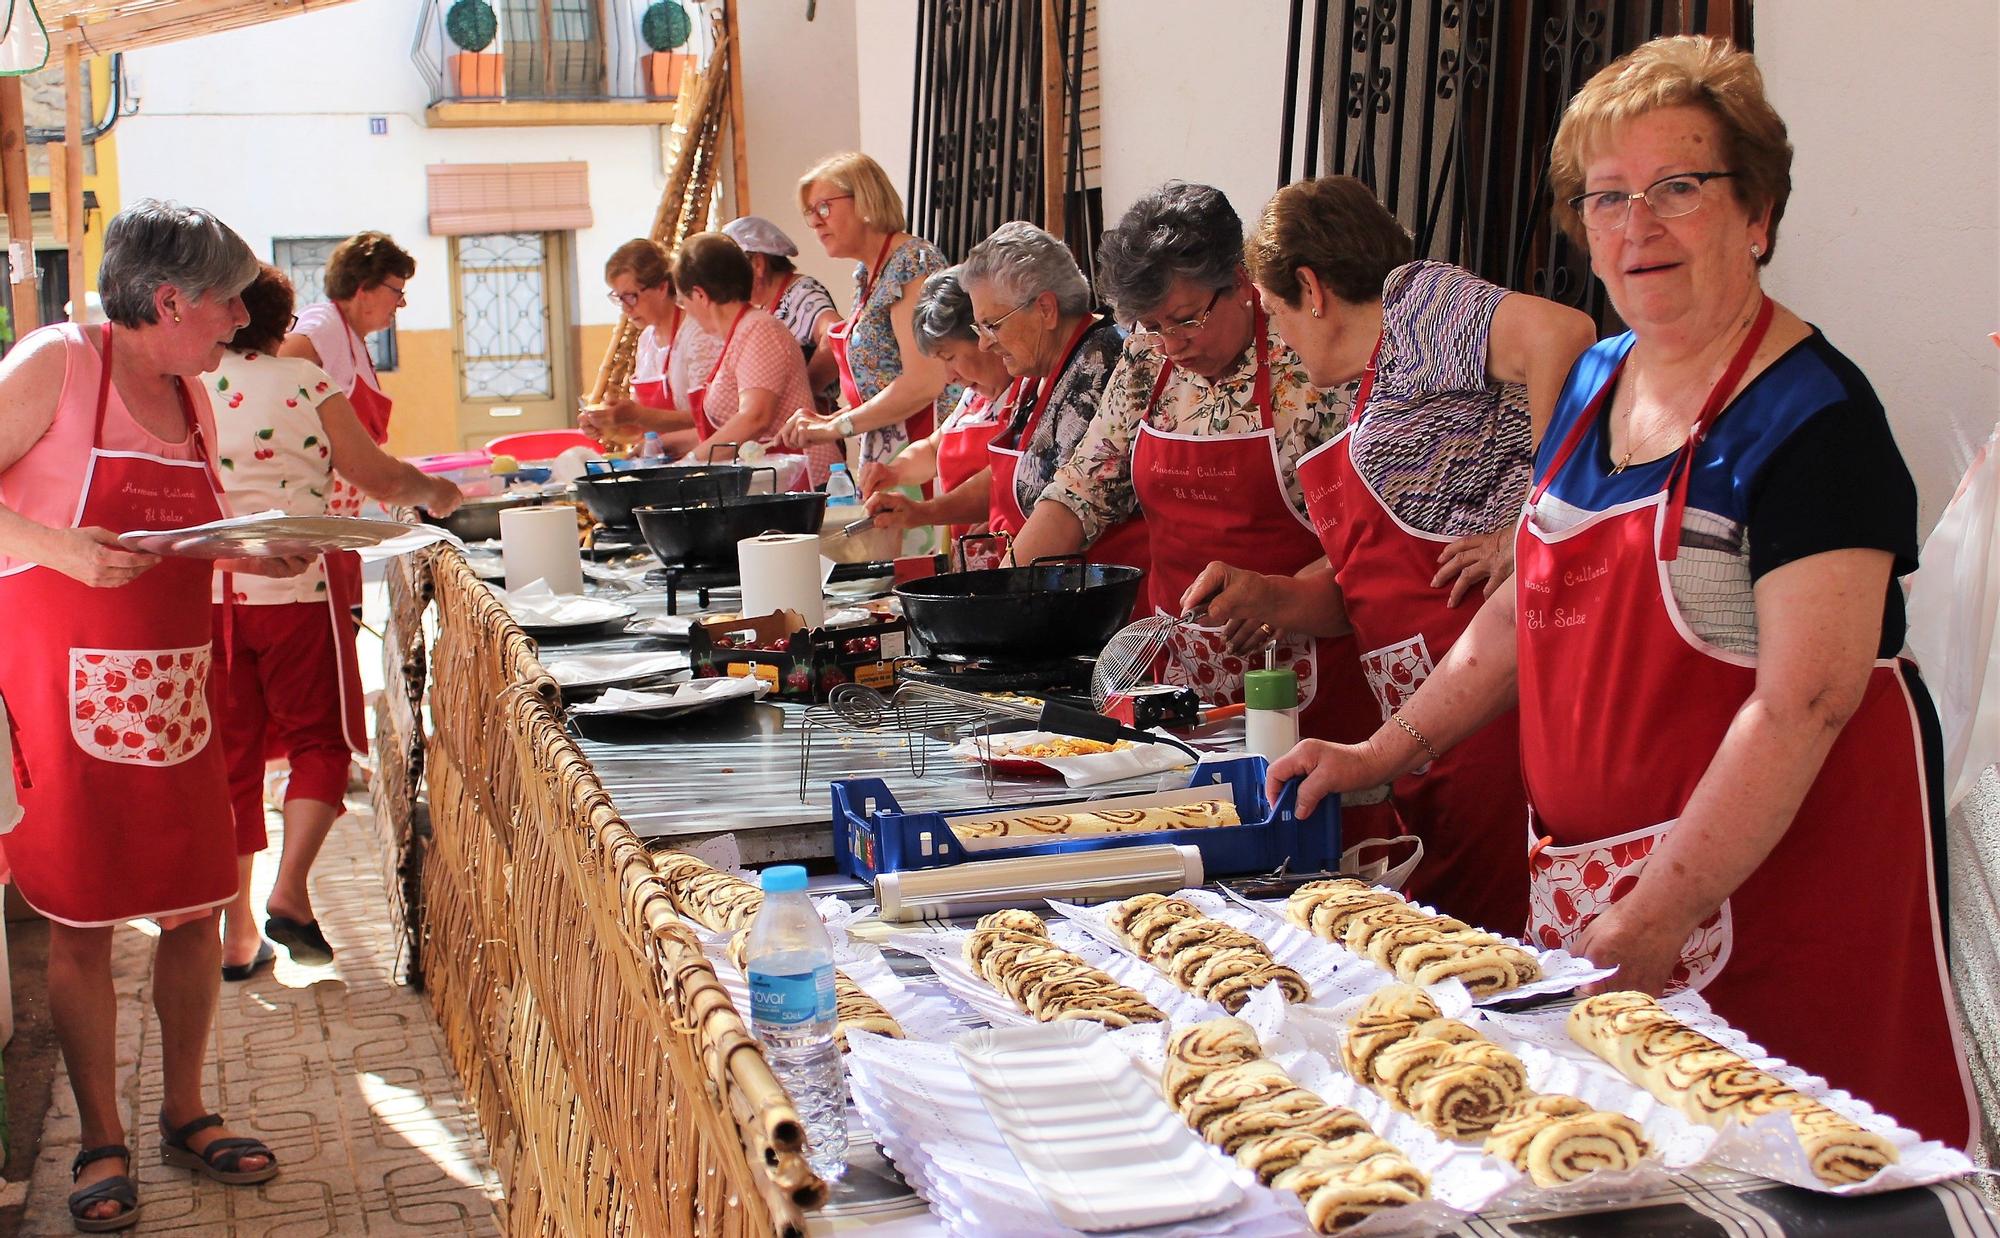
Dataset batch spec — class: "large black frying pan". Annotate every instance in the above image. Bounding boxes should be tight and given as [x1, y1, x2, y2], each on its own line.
[573, 465, 754, 529]
[896, 558, 1145, 661]
[632, 492, 829, 568]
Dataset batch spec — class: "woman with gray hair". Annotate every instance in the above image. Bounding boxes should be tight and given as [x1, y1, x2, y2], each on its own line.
[869, 222, 1146, 571]
[0, 200, 292, 1228]
[1011, 183, 1386, 814]
[859, 268, 1019, 557]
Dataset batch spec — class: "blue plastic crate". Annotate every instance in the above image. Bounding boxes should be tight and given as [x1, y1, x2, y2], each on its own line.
[829, 756, 1340, 883]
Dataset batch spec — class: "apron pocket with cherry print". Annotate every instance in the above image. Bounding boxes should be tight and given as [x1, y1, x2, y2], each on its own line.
[68, 644, 213, 766]
[1359, 632, 1436, 722]
[1526, 820, 1733, 994]
[1161, 624, 1319, 708]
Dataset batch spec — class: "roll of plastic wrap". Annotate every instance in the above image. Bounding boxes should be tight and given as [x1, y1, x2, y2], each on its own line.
[874, 844, 1205, 922]
[500, 505, 584, 595]
[738, 531, 825, 628]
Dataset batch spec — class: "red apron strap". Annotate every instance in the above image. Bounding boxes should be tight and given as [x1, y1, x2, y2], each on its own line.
[857, 234, 897, 310]
[1013, 315, 1098, 449]
[1349, 332, 1385, 427]
[704, 306, 750, 391]
[1248, 305, 1275, 431]
[1144, 356, 1176, 418]
[90, 322, 115, 446]
[1660, 295, 1775, 559]
[1530, 359, 1624, 507]
[7, 694, 30, 789]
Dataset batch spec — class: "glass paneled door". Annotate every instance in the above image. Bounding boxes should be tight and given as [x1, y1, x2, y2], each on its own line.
[450, 231, 576, 449]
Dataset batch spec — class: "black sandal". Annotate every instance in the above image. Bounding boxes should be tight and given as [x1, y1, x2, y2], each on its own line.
[68, 1144, 139, 1233]
[221, 939, 276, 982]
[158, 1113, 280, 1185]
[264, 913, 334, 965]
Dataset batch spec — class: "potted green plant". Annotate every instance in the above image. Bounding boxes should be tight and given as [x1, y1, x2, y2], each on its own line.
[639, 1, 694, 99]
[445, 0, 503, 98]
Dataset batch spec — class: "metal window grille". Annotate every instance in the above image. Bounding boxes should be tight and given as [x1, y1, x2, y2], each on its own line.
[271, 236, 400, 372]
[906, 0, 1098, 278]
[1277, 0, 1753, 329]
[453, 232, 553, 401]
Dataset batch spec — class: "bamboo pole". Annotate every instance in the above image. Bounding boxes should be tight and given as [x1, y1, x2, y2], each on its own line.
[1040, 0, 1064, 239]
[64, 29, 86, 324]
[723, 0, 750, 216]
[0, 78, 39, 333]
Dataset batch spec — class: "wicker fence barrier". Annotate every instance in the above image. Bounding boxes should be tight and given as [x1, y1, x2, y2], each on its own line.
[381, 546, 819, 1235]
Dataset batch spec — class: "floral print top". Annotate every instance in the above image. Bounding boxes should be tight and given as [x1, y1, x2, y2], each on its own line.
[843, 236, 962, 470]
[208, 351, 343, 605]
[1042, 316, 1358, 540]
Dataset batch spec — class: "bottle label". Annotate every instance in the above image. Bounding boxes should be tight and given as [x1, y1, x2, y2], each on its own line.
[750, 964, 836, 1026]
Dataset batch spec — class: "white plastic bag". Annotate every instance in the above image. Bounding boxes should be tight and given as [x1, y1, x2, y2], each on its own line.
[1907, 415, 2000, 810]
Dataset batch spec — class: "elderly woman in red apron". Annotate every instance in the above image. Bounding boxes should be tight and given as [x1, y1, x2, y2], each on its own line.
[867, 224, 1145, 575]
[577, 237, 722, 445]
[210, 266, 462, 979]
[778, 152, 957, 489]
[0, 202, 296, 1229]
[1010, 183, 1388, 836]
[1184, 176, 1595, 932]
[1272, 37, 1976, 1147]
[859, 267, 1020, 560]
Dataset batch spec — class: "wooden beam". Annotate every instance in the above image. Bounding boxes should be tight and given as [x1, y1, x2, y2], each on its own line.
[0, 78, 39, 334]
[65, 28, 87, 324]
[423, 99, 682, 129]
[1040, 0, 1064, 239]
[46, 0, 365, 56]
[723, 0, 750, 217]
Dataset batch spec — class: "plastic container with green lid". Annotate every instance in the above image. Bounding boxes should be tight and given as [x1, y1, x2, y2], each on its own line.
[1242, 668, 1301, 761]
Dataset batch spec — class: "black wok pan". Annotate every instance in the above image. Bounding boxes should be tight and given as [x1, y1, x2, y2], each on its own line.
[632, 492, 829, 568]
[895, 559, 1145, 661]
[573, 465, 754, 529]
[425, 492, 550, 543]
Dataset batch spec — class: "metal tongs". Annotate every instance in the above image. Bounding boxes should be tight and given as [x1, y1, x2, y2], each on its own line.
[897, 680, 1203, 761]
[836, 513, 878, 538]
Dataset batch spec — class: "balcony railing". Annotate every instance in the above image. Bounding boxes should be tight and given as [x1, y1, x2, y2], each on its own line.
[413, 0, 713, 106]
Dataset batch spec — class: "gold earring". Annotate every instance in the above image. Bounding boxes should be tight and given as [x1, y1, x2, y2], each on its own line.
[1311, 306, 1323, 319]
[172, 311, 182, 323]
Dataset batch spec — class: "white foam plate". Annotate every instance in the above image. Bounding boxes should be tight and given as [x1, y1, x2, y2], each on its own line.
[954, 1022, 1243, 1232]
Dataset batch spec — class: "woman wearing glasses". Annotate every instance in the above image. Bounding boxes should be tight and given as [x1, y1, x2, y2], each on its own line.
[864, 223, 1144, 571]
[1011, 182, 1381, 770]
[209, 266, 461, 978]
[658, 233, 818, 457]
[1271, 36, 1974, 1146]
[578, 237, 721, 446]
[1181, 175, 1595, 932]
[778, 153, 957, 483]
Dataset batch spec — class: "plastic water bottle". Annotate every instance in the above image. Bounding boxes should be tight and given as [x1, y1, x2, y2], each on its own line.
[637, 431, 666, 461]
[824, 462, 859, 506]
[745, 865, 849, 1181]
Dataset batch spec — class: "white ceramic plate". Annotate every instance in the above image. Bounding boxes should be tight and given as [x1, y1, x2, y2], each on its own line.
[954, 1022, 1242, 1232]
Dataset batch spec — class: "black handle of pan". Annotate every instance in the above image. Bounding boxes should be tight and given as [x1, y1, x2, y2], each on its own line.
[1036, 700, 1203, 761]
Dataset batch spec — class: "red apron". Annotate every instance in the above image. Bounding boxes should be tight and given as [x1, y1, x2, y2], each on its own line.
[0, 325, 238, 925]
[318, 309, 380, 757]
[633, 314, 676, 412]
[825, 236, 935, 494]
[689, 306, 749, 441]
[1128, 311, 1379, 756]
[1297, 342, 1530, 931]
[1517, 298, 1974, 1146]
[935, 383, 1016, 545]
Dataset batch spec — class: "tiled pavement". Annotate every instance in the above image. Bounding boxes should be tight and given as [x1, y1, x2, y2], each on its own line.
[18, 793, 502, 1235]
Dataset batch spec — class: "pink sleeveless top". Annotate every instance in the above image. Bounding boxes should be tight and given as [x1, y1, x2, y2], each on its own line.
[0, 323, 219, 577]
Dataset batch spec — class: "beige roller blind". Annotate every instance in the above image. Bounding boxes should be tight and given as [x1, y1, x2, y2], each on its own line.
[427, 162, 593, 236]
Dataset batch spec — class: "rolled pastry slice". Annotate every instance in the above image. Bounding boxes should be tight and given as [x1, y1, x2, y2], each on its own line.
[1679, 1062, 1794, 1128]
[1372, 1035, 1457, 1102]
[1412, 1018, 1482, 1046]
[1405, 1060, 1514, 1140]
[1107, 892, 1168, 936]
[1484, 1094, 1594, 1166]
[1048, 1004, 1137, 1029]
[1364, 922, 1448, 969]
[1488, 941, 1544, 985]
[1304, 891, 1406, 940]
[1341, 905, 1433, 951]
[1652, 1046, 1749, 1094]
[1442, 1041, 1530, 1097]
[1204, 1092, 1365, 1154]
[1316, 1131, 1403, 1166]
[1335, 1151, 1432, 1197]
[1233, 1132, 1330, 1185]
[1620, 1019, 1732, 1077]
[1021, 972, 1104, 1018]
[974, 908, 1048, 937]
[963, 927, 1048, 971]
[1357, 983, 1442, 1025]
[1565, 991, 1672, 1051]
[1188, 947, 1265, 992]
[1405, 949, 1520, 997]
[1205, 965, 1306, 1013]
[1302, 1181, 1425, 1235]
[1521, 1110, 1651, 1186]
[1122, 897, 1204, 955]
[1742, 1095, 1898, 1185]
[1180, 1059, 1295, 1128]
[1164, 941, 1230, 987]
[1342, 1013, 1423, 1084]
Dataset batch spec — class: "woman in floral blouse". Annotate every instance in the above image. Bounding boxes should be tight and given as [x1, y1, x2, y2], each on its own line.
[209, 265, 459, 976]
[778, 152, 960, 480]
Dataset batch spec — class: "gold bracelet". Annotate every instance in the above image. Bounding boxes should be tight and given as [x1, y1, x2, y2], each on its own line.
[1392, 712, 1441, 762]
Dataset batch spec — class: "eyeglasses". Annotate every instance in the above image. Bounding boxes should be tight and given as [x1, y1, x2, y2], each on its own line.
[972, 299, 1033, 341]
[1129, 288, 1223, 347]
[287, 314, 299, 331]
[606, 282, 660, 308]
[1568, 171, 1737, 231]
[380, 279, 408, 307]
[802, 194, 853, 221]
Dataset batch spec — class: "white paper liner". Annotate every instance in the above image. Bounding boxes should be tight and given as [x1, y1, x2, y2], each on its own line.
[847, 1031, 1306, 1237]
[489, 580, 634, 627]
[1483, 993, 1976, 1196]
[568, 676, 766, 716]
[1217, 885, 1616, 1006]
[542, 650, 689, 687]
[944, 729, 1196, 788]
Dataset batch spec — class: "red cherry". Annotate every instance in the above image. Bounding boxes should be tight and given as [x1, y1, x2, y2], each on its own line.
[147, 749, 167, 762]
[165, 722, 183, 743]
[1581, 859, 1609, 890]
[121, 731, 143, 748]
[93, 723, 117, 747]
[126, 693, 148, 712]
[104, 670, 127, 692]
[191, 718, 208, 736]
[133, 658, 153, 679]
[1551, 887, 1576, 921]
[285, 398, 299, 408]
[75, 700, 95, 720]
[84, 654, 105, 665]
[145, 715, 165, 733]
[180, 652, 196, 669]
[73, 670, 87, 691]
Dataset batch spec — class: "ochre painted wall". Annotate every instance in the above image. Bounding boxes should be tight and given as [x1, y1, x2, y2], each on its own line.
[379, 322, 621, 458]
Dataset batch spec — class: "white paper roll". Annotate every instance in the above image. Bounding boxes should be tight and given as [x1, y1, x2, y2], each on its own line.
[738, 532, 824, 629]
[501, 505, 584, 595]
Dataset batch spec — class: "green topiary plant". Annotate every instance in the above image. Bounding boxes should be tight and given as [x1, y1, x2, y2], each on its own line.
[640, 1, 693, 53]
[445, 0, 499, 53]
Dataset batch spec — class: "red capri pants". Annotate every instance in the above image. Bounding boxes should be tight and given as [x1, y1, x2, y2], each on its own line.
[213, 598, 366, 854]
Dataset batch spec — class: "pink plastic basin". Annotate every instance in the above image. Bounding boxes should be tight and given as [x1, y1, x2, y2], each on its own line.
[486, 429, 602, 460]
